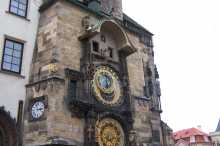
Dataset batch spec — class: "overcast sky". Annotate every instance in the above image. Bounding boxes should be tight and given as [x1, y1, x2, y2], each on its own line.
[123, 0, 220, 133]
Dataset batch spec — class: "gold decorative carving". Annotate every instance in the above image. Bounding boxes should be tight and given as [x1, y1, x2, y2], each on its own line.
[48, 63, 58, 73]
[96, 118, 125, 146]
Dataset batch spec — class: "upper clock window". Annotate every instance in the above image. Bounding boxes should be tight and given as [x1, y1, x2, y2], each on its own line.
[9, 0, 28, 17]
[92, 41, 99, 53]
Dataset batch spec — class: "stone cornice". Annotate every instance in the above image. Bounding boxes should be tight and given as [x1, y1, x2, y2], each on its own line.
[26, 76, 65, 87]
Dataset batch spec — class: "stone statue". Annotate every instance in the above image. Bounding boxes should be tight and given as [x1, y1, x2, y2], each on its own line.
[129, 130, 138, 146]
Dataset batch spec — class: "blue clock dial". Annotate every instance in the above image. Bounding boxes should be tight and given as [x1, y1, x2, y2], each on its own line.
[98, 74, 112, 89]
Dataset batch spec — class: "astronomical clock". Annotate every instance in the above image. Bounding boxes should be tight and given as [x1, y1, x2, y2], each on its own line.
[92, 66, 122, 106]
[66, 19, 134, 146]
[90, 66, 127, 146]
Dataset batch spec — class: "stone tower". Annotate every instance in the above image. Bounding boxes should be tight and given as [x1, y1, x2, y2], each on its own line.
[22, 0, 168, 146]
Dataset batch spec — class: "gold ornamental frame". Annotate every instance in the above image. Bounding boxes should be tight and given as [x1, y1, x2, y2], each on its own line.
[95, 118, 125, 146]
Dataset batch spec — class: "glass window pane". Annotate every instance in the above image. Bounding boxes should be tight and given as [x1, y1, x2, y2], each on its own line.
[10, 6, 18, 14]
[2, 63, 11, 70]
[19, 3, 26, 10]
[11, 64, 20, 72]
[11, 1, 19, 7]
[5, 40, 13, 48]
[4, 48, 13, 55]
[3, 55, 12, 63]
[12, 58, 20, 65]
[18, 10, 25, 16]
[14, 43, 22, 51]
[3, 39, 23, 73]
[13, 50, 21, 57]
[20, 0, 27, 4]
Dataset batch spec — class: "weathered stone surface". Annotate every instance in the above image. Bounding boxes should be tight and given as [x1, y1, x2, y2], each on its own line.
[23, 1, 168, 146]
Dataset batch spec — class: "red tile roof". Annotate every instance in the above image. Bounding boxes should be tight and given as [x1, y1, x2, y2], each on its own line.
[173, 128, 208, 140]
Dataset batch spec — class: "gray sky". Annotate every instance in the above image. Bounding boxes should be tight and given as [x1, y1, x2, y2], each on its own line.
[123, 0, 220, 133]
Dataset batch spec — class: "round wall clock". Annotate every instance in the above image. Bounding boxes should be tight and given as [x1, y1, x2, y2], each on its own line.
[31, 101, 45, 119]
[96, 118, 125, 146]
[92, 66, 122, 106]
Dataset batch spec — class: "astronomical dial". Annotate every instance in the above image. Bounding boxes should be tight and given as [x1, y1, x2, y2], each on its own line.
[92, 66, 122, 106]
[96, 118, 125, 146]
[31, 101, 45, 119]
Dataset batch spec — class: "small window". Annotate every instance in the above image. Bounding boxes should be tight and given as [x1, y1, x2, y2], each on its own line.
[148, 80, 153, 96]
[92, 41, 99, 53]
[9, 0, 28, 17]
[101, 35, 106, 42]
[108, 47, 113, 58]
[147, 67, 152, 77]
[1, 39, 24, 74]
[69, 80, 77, 97]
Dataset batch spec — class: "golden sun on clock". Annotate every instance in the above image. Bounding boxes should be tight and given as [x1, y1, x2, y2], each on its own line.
[96, 118, 125, 146]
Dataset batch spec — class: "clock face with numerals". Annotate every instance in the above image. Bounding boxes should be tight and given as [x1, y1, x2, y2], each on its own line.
[96, 118, 125, 146]
[92, 66, 122, 106]
[31, 101, 45, 119]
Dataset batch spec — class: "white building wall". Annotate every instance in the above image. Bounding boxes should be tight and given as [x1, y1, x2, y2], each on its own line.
[0, 0, 42, 118]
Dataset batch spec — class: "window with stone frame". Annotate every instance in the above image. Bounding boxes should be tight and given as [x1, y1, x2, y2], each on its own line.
[9, 0, 28, 17]
[148, 80, 154, 96]
[69, 80, 77, 98]
[139, 33, 153, 47]
[1, 39, 24, 74]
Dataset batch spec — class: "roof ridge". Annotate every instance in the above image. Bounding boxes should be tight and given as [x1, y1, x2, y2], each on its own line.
[123, 13, 153, 35]
[174, 127, 195, 133]
[173, 127, 208, 140]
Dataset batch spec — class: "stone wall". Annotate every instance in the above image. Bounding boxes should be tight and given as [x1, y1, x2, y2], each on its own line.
[126, 28, 163, 145]
[23, 1, 93, 145]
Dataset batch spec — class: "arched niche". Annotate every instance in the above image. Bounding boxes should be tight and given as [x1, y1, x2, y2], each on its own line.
[79, 19, 136, 58]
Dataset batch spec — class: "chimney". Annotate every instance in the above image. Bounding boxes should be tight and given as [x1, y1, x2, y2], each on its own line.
[100, 0, 123, 20]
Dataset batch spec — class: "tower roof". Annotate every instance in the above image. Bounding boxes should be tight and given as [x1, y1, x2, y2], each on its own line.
[216, 119, 220, 132]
